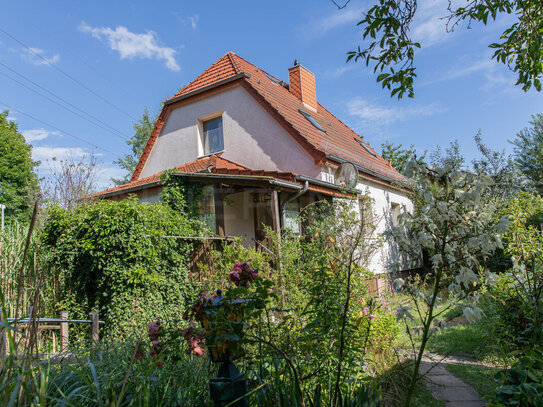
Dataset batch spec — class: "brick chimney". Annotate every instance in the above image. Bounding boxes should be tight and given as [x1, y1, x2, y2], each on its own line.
[288, 60, 317, 112]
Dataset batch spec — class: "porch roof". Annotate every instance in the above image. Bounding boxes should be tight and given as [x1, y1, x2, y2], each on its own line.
[93, 155, 359, 199]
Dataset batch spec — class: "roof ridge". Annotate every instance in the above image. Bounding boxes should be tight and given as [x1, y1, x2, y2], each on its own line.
[226, 51, 241, 74]
[171, 53, 234, 99]
[232, 53, 284, 83]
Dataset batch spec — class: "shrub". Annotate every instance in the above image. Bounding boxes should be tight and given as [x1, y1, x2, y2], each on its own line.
[493, 349, 543, 406]
[41, 196, 200, 341]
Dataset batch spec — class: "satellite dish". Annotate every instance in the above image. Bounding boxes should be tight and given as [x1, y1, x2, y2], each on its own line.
[334, 162, 358, 188]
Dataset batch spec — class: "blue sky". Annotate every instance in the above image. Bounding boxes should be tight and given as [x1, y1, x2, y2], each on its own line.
[1, 0, 541, 188]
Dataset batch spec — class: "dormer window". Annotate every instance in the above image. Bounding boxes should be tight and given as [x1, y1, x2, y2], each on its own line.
[203, 117, 224, 155]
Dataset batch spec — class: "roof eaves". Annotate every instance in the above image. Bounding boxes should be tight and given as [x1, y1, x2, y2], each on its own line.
[165, 73, 251, 106]
[326, 154, 411, 190]
[295, 174, 360, 195]
[95, 180, 163, 199]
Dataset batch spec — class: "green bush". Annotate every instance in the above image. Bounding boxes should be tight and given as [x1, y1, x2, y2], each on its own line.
[41, 196, 200, 341]
[492, 349, 543, 406]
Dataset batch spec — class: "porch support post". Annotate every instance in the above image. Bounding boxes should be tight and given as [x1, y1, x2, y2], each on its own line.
[270, 189, 285, 305]
[270, 190, 281, 236]
[214, 186, 225, 237]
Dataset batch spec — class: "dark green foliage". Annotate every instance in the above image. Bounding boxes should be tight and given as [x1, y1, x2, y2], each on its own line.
[380, 142, 418, 175]
[0, 110, 39, 221]
[40, 197, 199, 340]
[346, 0, 542, 98]
[160, 170, 204, 218]
[510, 114, 543, 193]
[112, 107, 157, 185]
[493, 349, 543, 406]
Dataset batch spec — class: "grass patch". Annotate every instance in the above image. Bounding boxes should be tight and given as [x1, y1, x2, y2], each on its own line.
[412, 383, 445, 407]
[425, 323, 494, 359]
[446, 364, 500, 401]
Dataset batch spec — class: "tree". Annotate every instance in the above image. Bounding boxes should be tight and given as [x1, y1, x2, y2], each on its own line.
[112, 107, 157, 185]
[339, 0, 542, 98]
[389, 159, 509, 406]
[380, 141, 418, 174]
[0, 110, 39, 221]
[41, 153, 100, 209]
[472, 131, 531, 198]
[510, 113, 543, 194]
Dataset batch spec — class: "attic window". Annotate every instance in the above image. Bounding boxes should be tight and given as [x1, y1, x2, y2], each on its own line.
[355, 137, 376, 157]
[299, 109, 326, 133]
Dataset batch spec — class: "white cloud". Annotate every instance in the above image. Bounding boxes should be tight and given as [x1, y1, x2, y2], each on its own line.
[20, 47, 60, 66]
[22, 128, 60, 143]
[189, 14, 199, 30]
[411, 0, 453, 47]
[346, 97, 445, 127]
[79, 21, 180, 71]
[424, 52, 517, 93]
[32, 146, 87, 166]
[318, 7, 363, 32]
[325, 64, 357, 78]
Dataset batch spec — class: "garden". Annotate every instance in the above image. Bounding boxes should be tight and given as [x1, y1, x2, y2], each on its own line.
[1, 157, 543, 406]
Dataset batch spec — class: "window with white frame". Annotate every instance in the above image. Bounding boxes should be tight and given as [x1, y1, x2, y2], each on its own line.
[202, 116, 224, 155]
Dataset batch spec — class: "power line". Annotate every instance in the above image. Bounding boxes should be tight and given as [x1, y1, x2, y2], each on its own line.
[0, 101, 122, 159]
[1, 3, 149, 107]
[0, 27, 139, 122]
[0, 65, 130, 141]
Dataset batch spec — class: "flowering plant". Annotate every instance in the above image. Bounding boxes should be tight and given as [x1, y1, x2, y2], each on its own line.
[229, 261, 259, 287]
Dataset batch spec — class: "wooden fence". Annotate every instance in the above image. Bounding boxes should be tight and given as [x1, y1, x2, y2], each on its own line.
[1, 311, 104, 360]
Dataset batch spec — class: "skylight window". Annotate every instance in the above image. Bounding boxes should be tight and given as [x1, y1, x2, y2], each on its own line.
[264, 72, 281, 86]
[355, 137, 376, 157]
[299, 109, 326, 133]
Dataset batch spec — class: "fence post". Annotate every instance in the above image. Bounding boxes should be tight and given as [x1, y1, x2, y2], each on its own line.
[90, 312, 99, 347]
[0, 310, 7, 361]
[60, 311, 69, 352]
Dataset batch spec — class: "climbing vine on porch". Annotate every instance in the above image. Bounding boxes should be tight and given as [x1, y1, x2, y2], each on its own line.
[160, 169, 205, 218]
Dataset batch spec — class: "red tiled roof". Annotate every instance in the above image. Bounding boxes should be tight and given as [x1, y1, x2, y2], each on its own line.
[93, 155, 246, 197]
[133, 52, 405, 185]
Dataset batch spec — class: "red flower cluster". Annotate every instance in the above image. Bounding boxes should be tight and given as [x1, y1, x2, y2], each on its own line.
[229, 261, 258, 288]
[182, 322, 206, 357]
[148, 319, 163, 367]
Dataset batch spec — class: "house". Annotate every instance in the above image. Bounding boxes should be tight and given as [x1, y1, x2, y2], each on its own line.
[94, 52, 414, 278]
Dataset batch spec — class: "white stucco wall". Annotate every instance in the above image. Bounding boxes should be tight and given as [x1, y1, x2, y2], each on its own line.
[223, 191, 255, 248]
[139, 86, 319, 179]
[358, 179, 414, 275]
[322, 165, 414, 275]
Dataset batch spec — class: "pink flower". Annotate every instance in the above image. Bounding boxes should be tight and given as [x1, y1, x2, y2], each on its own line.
[393, 310, 398, 315]
[387, 307, 391, 312]
[363, 307, 369, 315]
[369, 314, 376, 320]
[251, 271, 259, 280]
[192, 346, 205, 357]
[148, 319, 162, 341]
[151, 340, 160, 347]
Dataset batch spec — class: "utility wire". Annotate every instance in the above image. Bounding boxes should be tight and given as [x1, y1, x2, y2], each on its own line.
[0, 66, 130, 141]
[0, 27, 139, 122]
[0, 101, 122, 159]
[1, 4, 148, 107]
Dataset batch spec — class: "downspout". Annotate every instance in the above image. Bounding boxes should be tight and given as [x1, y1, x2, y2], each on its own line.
[280, 181, 308, 233]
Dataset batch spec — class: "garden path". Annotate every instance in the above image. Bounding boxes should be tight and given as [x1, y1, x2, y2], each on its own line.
[420, 355, 486, 407]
